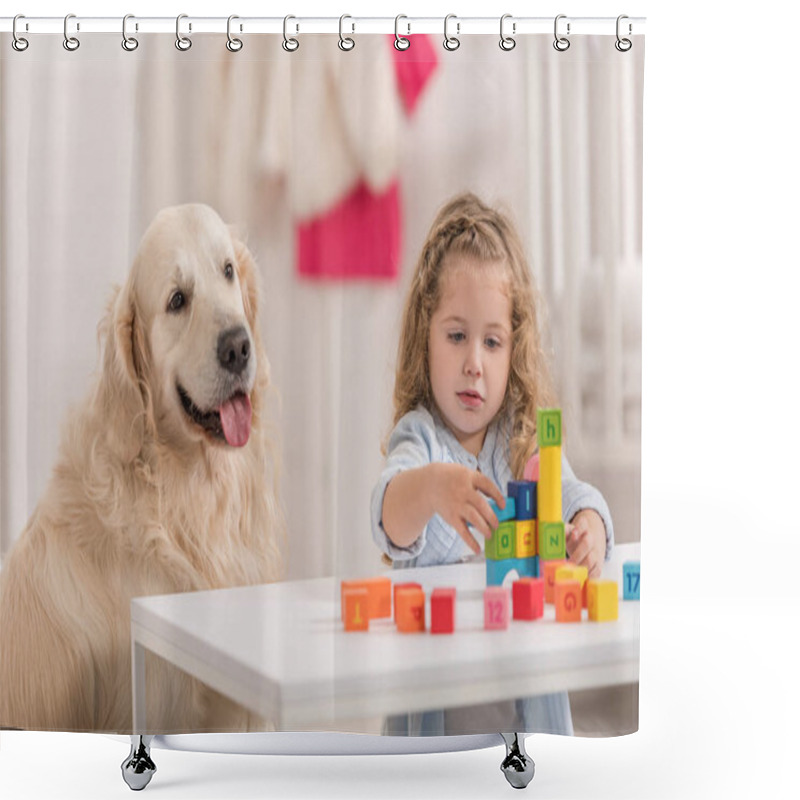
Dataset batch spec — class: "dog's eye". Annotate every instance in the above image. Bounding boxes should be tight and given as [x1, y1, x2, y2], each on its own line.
[168, 291, 186, 313]
[224, 262, 234, 281]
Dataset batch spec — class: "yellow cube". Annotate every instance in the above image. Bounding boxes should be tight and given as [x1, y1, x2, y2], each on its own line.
[515, 520, 536, 558]
[537, 445, 562, 521]
[587, 580, 619, 622]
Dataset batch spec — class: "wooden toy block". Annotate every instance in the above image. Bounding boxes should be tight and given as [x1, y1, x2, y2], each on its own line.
[486, 520, 515, 561]
[484, 587, 510, 630]
[587, 580, 619, 621]
[395, 586, 426, 632]
[430, 588, 456, 634]
[341, 577, 391, 621]
[556, 564, 589, 607]
[523, 452, 540, 481]
[543, 559, 568, 603]
[554, 580, 582, 622]
[507, 480, 536, 520]
[343, 588, 370, 631]
[537, 446, 562, 522]
[514, 519, 537, 558]
[486, 557, 532, 586]
[489, 496, 516, 522]
[393, 582, 422, 620]
[538, 520, 566, 561]
[512, 578, 545, 620]
[623, 561, 640, 600]
[537, 408, 562, 447]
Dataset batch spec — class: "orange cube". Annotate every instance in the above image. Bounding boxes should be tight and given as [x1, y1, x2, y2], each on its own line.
[395, 586, 426, 633]
[543, 559, 568, 604]
[555, 580, 582, 622]
[343, 588, 369, 631]
[393, 582, 422, 620]
[556, 565, 589, 608]
[340, 576, 392, 621]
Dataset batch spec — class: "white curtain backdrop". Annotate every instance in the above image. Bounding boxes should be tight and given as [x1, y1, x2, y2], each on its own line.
[1, 33, 643, 580]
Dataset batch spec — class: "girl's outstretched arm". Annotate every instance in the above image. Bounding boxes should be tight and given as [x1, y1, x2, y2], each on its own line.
[382, 463, 504, 554]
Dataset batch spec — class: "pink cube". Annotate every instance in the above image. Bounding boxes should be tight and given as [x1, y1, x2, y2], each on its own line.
[512, 578, 545, 620]
[484, 587, 510, 630]
[430, 587, 456, 634]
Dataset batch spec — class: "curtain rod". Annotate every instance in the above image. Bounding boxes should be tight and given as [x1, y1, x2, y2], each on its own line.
[1, 16, 645, 36]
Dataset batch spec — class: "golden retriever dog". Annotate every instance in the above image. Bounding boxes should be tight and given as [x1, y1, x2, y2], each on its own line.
[0, 204, 284, 733]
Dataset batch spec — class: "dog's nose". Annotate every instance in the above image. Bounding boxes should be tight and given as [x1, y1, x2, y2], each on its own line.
[217, 326, 251, 375]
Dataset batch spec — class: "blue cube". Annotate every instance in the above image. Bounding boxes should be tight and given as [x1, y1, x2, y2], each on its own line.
[623, 561, 640, 600]
[508, 480, 536, 521]
[489, 497, 516, 522]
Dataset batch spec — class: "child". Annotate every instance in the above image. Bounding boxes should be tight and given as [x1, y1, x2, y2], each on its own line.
[370, 192, 614, 736]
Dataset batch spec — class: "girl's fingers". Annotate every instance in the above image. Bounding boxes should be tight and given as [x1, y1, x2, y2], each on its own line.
[456, 521, 481, 554]
[464, 506, 492, 540]
[474, 473, 505, 507]
[477, 495, 499, 531]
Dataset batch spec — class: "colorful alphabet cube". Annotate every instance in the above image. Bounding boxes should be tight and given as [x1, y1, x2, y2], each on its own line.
[587, 579, 619, 621]
[556, 564, 589, 608]
[395, 586, 426, 633]
[342, 588, 370, 631]
[507, 480, 536, 520]
[539, 520, 566, 561]
[489, 497, 516, 522]
[543, 559, 568, 603]
[484, 587, 510, 630]
[554, 580, 582, 622]
[393, 582, 421, 619]
[486, 521, 515, 561]
[430, 587, 456, 634]
[515, 519, 537, 558]
[623, 561, 640, 600]
[537, 408, 562, 447]
[340, 576, 391, 621]
[512, 578, 545, 620]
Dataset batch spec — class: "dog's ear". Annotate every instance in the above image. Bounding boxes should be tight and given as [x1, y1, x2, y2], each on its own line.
[230, 231, 260, 333]
[94, 279, 148, 463]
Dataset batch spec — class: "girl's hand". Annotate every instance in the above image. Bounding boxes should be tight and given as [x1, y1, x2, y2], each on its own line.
[566, 509, 607, 579]
[429, 463, 505, 555]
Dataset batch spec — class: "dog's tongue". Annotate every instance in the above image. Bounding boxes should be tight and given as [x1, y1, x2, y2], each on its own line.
[219, 394, 252, 447]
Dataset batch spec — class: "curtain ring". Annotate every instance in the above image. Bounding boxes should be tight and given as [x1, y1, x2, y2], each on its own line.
[122, 14, 139, 51]
[394, 15, 410, 51]
[338, 14, 355, 51]
[553, 14, 570, 52]
[283, 15, 299, 52]
[499, 14, 516, 51]
[12, 15, 29, 52]
[615, 14, 632, 52]
[443, 14, 460, 51]
[175, 14, 192, 50]
[63, 14, 80, 51]
[227, 15, 243, 52]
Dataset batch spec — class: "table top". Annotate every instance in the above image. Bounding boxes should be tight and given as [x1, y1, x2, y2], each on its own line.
[131, 543, 640, 728]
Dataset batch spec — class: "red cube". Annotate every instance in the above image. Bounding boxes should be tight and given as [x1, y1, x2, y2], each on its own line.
[512, 578, 545, 620]
[430, 587, 456, 634]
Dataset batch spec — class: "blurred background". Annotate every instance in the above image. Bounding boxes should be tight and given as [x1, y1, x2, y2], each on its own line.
[0, 33, 642, 581]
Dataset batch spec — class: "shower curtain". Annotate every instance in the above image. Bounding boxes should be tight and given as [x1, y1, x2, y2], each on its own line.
[0, 20, 643, 738]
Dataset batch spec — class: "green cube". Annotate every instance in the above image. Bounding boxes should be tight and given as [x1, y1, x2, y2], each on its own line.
[537, 408, 562, 448]
[539, 520, 566, 560]
[486, 521, 515, 561]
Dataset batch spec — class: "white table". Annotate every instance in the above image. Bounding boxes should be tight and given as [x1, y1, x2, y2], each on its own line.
[131, 543, 639, 731]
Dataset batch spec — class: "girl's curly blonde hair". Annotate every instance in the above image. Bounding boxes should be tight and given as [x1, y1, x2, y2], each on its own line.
[391, 192, 556, 479]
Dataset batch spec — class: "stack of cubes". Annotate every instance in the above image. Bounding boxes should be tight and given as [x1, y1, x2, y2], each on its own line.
[486, 408, 566, 587]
